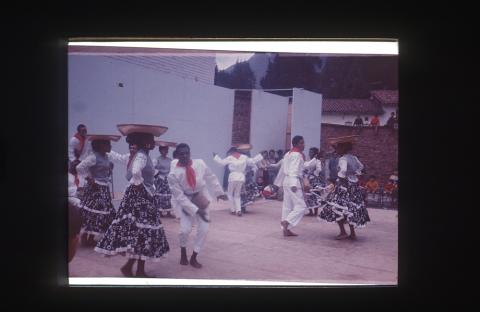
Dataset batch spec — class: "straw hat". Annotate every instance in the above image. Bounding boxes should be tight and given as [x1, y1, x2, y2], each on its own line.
[117, 124, 168, 137]
[327, 135, 360, 145]
[234, 143, 252, 151]
[86, 134, 121, 142]
[155, 140, 177, 147]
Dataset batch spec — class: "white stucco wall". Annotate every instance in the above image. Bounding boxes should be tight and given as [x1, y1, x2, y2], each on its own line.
[69, 55, 234, 195]
[291, 88, 322, 151]
[249, 90, 289, 156]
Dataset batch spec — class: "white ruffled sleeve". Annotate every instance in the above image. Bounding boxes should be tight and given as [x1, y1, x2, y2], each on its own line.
[130, 152, 147, 185]
[76, 154, 96, 181]
[337, 157, 348, 178]
[107, 150, 130, 164]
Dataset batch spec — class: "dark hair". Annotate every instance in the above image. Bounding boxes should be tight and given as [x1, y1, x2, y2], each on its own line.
[292, 135, 304, 146]
[227, 147, 238, 154]
[277, 149, 283, 154]
[91, 139, 109, 152]
[269, 149, 275, 153]
[77, 124, 86, 132]
[176, 143, 190, 152]
[309, 147, 319, 154]
[126, 132, 154, 150]
[369, 175, 376, 179]
[172, 150, 178, 159]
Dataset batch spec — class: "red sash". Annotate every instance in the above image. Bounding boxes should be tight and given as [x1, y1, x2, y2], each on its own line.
[177, 160, 196, 189]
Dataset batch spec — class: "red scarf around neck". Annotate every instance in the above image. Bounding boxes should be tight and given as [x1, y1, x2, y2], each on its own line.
[231, 152, 241, 159]
[289, 146, 306, 160]
[177, 159, 196, 189]
[74, 133, 86, 156]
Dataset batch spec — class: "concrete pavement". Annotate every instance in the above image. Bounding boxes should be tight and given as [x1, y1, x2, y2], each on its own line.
[69, 198, 397, 285]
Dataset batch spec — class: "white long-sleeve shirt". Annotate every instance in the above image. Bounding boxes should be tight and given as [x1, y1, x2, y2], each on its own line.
[168, 159, 224, 214]
[76, 150, 129, 186]
[213, 153, 263, 183]
[274, 151, 317, 187]
[68, 136, 92, 162]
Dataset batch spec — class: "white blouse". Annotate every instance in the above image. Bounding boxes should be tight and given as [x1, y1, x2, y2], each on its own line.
[76, 151, 130, 186]
[213, 153, 263, 183]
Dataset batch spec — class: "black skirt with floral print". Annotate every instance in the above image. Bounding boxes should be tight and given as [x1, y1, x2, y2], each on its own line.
[318, 180, 370, 228]
[95, 184, 170, 261]
[153, 175, 172, 212]
[80, 182, 116, 236]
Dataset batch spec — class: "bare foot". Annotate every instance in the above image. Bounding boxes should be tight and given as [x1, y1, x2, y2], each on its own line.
[135, 271, 154, 278]
[283, 229, 298, 237]
[335, 233, 349, 240]
[190, 258, 202, 269]
[120, 265, 133, 277]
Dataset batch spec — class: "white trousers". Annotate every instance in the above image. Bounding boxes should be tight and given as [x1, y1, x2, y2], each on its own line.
[179, 208, 209, 253]
[282, 186, 307, 230]
[227, 181, 244, 213]
[171, 196, 181, 218]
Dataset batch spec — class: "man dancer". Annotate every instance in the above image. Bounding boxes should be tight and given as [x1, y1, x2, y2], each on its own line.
[279, 135, 309, 237]
[168, 143, 228, 268]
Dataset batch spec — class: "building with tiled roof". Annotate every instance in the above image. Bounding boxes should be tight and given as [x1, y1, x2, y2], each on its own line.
[370, 90, 398, 106]
[322, 90, 398, 126]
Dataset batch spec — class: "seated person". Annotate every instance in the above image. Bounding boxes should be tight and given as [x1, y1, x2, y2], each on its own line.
[365, 175, 380, 193]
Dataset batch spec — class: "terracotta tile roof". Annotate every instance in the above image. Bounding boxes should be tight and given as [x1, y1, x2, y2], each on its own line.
[322, 98, 384, 115]
[370, 90, 398, 106]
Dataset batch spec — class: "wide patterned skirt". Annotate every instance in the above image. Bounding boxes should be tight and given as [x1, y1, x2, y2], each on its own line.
[95, 184, 170, 261]
[80, 182, 116, 236]
[305, 173, 325, 208]
[153, 175, 173, 213]
[318, 180, 370, 228]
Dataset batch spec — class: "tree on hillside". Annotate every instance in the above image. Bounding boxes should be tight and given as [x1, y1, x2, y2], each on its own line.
[214, 61, 256, 89]
[260, 55, 322, 92]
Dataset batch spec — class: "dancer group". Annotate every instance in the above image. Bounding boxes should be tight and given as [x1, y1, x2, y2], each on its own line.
[68, 123, 370, 277]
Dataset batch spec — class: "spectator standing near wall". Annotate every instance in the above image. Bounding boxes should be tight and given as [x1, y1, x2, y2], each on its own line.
[370, 114, 380, 133]
[353, 115, 364, 127]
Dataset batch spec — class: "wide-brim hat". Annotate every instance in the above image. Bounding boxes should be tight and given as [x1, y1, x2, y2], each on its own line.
[86, 134, 121, 142]
[117, 124, 168, 137]
[327, 135, 360, 145]
[234, 143, 252, 151]
[155, 140, 177, 147]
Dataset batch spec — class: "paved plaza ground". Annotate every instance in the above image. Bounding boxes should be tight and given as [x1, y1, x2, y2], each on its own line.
[69, 197, 397, 286]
